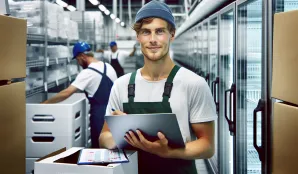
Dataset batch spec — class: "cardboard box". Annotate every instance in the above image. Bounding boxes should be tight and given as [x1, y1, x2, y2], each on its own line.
[0, 82, 25, 174]
[273, 102, 298, 174]
[272, 10, 298, 105]
[35, 147, 138, 174]
[0, 15, 26, 80]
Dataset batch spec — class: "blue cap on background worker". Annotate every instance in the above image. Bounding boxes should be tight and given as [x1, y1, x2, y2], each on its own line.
[72, 41, 91, 59]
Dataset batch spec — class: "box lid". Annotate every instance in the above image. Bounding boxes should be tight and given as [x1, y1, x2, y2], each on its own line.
[272, 10, 298, 105]
[0, 15, 26, 80]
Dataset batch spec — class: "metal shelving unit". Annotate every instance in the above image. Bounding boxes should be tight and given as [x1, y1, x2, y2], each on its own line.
[26, 74, 77, 98]
[23, 0, 81, 99]
[27, 34, 78, 46]
[26, 57, 69, 68]
[21, 1, 101, 99]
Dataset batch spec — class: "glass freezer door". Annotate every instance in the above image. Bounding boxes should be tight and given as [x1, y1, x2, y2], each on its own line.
[219, 3, 236, 174]
[236, 0, 266, 173]
[208, 14, 219, 173]
[202, 22, 209, 79]
[197, 25, 203, 76]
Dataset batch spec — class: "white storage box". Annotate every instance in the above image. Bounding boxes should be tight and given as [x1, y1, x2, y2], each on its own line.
[35, 147, 138, 174]
[26, 158, 38, 174]
[87, 138, 92, 148]
[26, 93, 87, 157]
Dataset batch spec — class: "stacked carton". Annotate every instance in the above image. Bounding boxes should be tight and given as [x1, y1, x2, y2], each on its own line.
[0, 15, 27, 174]
[272, 10, 298, 174]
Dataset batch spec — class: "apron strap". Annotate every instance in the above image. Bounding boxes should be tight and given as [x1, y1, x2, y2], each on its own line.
[87, 67, 105, 76]
[128, 71, 137, 103]
[103, 62, 107, 74]
[127, 65, 180, 103]
[162, 65, 180, 102]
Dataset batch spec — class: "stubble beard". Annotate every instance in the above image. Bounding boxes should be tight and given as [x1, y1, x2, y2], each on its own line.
[141, 45, 170, 62]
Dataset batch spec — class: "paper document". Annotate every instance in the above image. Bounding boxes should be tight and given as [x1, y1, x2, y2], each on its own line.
[77, 149, 129, 165]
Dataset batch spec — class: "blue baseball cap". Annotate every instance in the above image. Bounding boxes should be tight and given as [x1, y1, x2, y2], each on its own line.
[72, 42, 91, 59]
[135, 0, 175, 28]
[109, 41, 117, 47]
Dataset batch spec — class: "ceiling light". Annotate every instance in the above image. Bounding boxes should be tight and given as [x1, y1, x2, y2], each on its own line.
[104, 10, 110, 15]
[110, 14, 116, 19]
[67, 5, 76, 11]
[115, 18, 121, 23]
[88, 0, 99, 5]
[120, 22, 125, 27]
[98, 5, 106, 11]
[56, 0, 68, 7]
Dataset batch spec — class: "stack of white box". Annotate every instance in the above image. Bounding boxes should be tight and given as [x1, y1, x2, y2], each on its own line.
[25, 93, 87, 174]
[47, 45, 71, 59]
[85, 100, 91, 147]
[27, 46, 45, 60]
[9, 1, 79, 41]
[70, 11, 104, 43]
[58, 12, 70, 40]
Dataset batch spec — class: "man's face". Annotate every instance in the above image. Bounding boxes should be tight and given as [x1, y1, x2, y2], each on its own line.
[137, 18, 175, 62]
[76, 54, 88, 69]
[110, 45, 118, 53]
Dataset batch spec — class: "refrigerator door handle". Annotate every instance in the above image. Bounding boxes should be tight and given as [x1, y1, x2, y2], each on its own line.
[205, 73, 210, 84]
[211, 81, 215, 96]
[214, 77, 219, 112]
[253, 99, 265, 162]
[225, 87, 234, 136]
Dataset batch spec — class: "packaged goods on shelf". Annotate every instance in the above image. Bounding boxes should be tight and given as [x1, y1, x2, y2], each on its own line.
[47, 68, 68, 83]
[47, 45, 71, 59]
[70, 11, 104, 42]
[58, 12, 70, 40]
[27, 46, 45, 60]
[67, 64, 79, 75]
[26, 71, 43, 89]
[9, 1, 64, 39]
[68, 20, 79, 41]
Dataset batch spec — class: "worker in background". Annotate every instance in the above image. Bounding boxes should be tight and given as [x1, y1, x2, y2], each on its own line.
[99, 1, 217, 174]
[42, 42, 117, 148]
[96, 41, 136, 78]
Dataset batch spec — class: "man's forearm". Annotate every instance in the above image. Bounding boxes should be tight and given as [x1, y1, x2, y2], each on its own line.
[43, 91, 69, 104]
[168, 138, 214, 160]
[99, 132, 117, 149]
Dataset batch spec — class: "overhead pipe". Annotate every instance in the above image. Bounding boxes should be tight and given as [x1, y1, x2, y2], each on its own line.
[128, 0, 132, 25]
[176, 0, 228, 38]
[120, 0, 123, 21]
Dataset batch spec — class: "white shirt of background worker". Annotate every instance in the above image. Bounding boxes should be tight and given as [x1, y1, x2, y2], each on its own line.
[42, 42, 117, 148]
[42, 42, 117, 102]
[97, 41, 136, 67]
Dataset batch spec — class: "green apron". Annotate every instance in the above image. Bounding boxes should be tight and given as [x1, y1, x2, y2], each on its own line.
[123, 65, 198, 174]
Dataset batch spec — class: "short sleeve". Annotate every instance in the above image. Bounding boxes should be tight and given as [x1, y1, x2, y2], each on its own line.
[189, 78, 217, 123]
[105, 81, 123, 116]
[71, 70, 93, 91]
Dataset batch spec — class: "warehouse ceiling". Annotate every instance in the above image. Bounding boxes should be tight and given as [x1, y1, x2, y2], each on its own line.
[62, 0, 192, 28]
[64, 0, 186, 12]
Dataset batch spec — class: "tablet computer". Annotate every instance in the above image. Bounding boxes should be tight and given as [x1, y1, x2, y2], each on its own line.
[105, 113, 185, 149]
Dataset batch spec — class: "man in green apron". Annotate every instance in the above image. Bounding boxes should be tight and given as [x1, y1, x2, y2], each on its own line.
[99, 1, 217, 174]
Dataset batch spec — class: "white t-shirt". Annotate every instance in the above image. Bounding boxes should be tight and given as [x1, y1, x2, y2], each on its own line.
[71, 62, 117, 97]
[106, 67, 217, 143]
[103, 50, 130, 67]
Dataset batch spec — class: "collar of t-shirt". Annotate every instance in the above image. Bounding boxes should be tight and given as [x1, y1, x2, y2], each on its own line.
[88, 62, 102, 69]
[111, 51, 119, 59]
